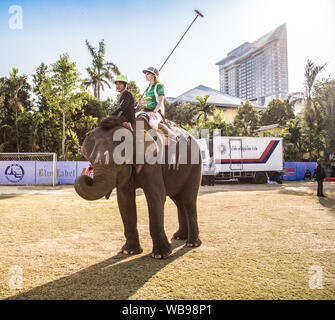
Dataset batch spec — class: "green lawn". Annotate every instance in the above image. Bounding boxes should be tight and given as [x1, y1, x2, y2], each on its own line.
[0, 182, 334, 299]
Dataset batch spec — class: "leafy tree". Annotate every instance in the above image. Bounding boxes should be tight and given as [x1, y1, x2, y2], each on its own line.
[32, 63, 49, 112]
[260, 97, 295, 126]
[183, 109, 237, 137]
[284, 116, 307, 161]
[165, 101, 197, 126]
[84, 39, 120, 100]
[31, 63, 53, 152]
[71, 92, 104, 146]
[233, 101, 260, 136]
[81, 96, 113, 121]
[39, 54, 86, 160]
[0, 68, 32, 152]
[127, 80, 141, 102]
[313, 79, 335, 157]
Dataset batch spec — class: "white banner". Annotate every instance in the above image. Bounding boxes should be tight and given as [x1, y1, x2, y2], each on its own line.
[57, 161, 77, 185]
[0, 161, 94, 185]
[0, 161, 36, 185]
[35, 161, 55, 185]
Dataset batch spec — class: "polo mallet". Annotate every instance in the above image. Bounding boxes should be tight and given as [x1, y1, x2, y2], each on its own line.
[135, 9, 204, 109]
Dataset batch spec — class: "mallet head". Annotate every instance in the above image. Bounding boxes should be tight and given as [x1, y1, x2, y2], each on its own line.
[194, 9, 204, 18]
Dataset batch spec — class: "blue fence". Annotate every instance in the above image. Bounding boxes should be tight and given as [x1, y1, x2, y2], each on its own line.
[283, 162, 317, 181]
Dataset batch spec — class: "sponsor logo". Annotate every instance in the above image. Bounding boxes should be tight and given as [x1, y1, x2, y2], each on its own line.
[218, 144, 226, 155]
[5, 164, 24, 183]
[81, 167, 94, 177]
[284, 168, 296, 176]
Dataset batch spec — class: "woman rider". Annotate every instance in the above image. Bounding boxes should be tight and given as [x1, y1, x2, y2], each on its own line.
[136, 67, 165, 130]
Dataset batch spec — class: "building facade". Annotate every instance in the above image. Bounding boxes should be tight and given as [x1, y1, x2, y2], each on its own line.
[255, 124, 287, 137]
[171, 84, 266, 124]
[216, 24, 288, 106]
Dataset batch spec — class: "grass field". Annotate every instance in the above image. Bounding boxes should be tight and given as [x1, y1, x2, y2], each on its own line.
[0, 181, 334, 300]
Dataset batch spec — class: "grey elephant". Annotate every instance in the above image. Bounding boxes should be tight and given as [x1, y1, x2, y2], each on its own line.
[74, 118, 202, 259]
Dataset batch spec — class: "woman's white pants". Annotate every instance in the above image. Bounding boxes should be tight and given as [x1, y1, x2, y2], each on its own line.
[135, 111, 162, 130]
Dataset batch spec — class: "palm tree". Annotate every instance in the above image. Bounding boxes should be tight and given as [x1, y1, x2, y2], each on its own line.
[84, 39, 120, 100]
[303, 60, 326, 160]
[195, 95, 216, 122]
[285, 117, 306, 161]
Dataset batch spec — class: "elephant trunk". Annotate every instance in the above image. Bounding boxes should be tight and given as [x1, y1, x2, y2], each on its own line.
[74, 166, 117, 201]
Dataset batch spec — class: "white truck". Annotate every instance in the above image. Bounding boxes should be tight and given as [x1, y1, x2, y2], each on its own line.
[198, 136, 284, 184]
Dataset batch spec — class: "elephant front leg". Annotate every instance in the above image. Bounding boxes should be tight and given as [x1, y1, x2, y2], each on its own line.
[144, 190, 172, 259]
[117, 185, 143, 255]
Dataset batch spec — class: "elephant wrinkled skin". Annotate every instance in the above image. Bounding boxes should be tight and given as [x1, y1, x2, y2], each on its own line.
[74, 118, 202, 259]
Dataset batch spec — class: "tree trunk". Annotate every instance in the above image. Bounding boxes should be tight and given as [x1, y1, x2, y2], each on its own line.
[94, 83, 98, 99]
[62, 105, 66, 160]
[97, 81, 100, 100]
[309, 129, 313, 162]
[15, 110, 19, 153]
[306, 99, 313, 161]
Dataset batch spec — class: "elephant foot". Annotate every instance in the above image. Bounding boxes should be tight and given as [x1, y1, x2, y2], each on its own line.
[151, 242, 172, 259]
[185, 238, 202, 248]
[120, 242, 143, 255]
[172, 229, 188, 240]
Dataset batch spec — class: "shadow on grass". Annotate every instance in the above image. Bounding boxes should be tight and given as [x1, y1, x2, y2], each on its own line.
[0, 194, 21, 200]
[199, 184, 285, 196]
[278, 188, 335, 211]
[278, 189, 314, 197]
[318, 196, 335, 211]
[7, 239, 192, 300]
[199, 190, 224, 196]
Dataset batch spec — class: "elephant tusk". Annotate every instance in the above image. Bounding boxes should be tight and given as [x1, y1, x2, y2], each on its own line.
[104, 150, 110, 165]
[94, 151, 101, 164]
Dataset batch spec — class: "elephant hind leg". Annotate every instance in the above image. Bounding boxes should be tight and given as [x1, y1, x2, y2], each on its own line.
[183, 200, 202, 247]
[170, 194, 201, 247]
[170, 194, 188, 240]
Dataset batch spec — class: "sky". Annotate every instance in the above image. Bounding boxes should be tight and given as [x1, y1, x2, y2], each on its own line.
[0, 0, 334, 100]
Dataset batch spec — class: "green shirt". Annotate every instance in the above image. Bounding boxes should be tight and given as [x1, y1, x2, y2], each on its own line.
[143, 82, 165, 110]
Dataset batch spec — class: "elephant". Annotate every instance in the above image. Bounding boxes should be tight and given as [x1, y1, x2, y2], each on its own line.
[74, 117, 202, 259]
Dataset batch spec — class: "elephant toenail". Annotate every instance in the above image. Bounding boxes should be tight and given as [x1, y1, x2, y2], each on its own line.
[155, 254, 162, 259]
[123, 250, 129, 254]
